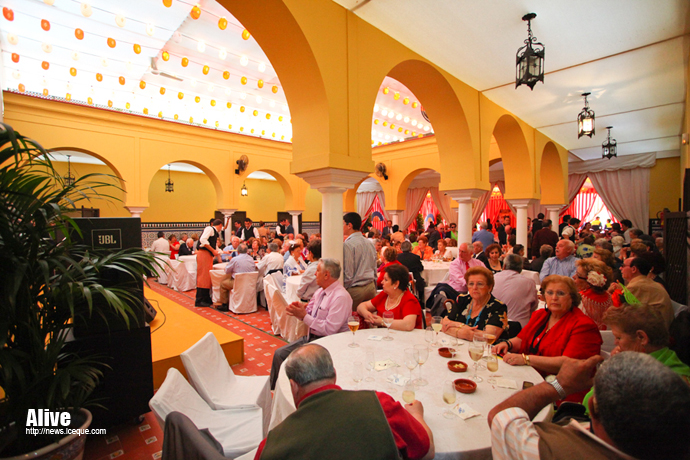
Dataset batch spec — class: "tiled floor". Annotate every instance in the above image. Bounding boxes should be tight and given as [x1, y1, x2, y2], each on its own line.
[84, 281, 283, 460]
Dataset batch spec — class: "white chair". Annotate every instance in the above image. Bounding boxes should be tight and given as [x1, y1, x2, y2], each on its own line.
[209, 269, 226, 304]
[270, 271, 284, 293]
[264, 279, 282, 335]
[170, 259, 196, 292]
[447, 247, 459, 259]
[271, 286, 308, 343]
[672, 300, 689, 318]
[600, 330, 616, 354]
[149, 367, 264, 458]
[154, 252, 172, 284]
[180, 332, 272, 436]
[229, 272, 259, 314]
[521, 270, 540, 285]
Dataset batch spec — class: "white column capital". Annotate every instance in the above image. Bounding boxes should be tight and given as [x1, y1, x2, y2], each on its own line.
[543, 204, 565, 211]
[125, 206, 147, 218]
[444, 188, 487, 203]
[507, 199, 534, 209]
[286, 210, 303, 216]
[297, 168, 369, 191]
[217, 208, 237, 217]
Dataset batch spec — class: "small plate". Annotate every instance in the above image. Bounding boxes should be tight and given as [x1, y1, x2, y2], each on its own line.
[438, 347, 456, 358]
[454, 378, 477, 394]
[447, 360, 468, 373]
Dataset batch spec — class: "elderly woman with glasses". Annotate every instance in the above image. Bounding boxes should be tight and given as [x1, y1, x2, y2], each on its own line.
[440, 266, 508, 342]
[493, 275, 602, 403]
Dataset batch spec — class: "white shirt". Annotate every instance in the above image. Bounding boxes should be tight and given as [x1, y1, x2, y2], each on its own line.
[257, 251, 284, 277]
[150, 237, 169, 253]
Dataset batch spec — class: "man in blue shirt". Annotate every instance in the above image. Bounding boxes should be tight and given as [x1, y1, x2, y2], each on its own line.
[472, 221, 495, 250]
[539, 239, 577, 282]
[218, 243, 257, 311]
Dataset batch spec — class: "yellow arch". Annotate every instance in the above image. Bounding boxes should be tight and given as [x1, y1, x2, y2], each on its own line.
[48, 147, 126, 192]
[344, 174, 388, 213]
[491, 114, 534, 199]
[141, 160, 224, 210]
[396, 167, 436, 208]
[540, 141, 566, 205]
[246, 167, 295, 209]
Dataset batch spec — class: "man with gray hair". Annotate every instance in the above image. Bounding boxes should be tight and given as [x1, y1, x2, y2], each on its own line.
[539, 239, 577, 282]
[472, 221, 496, 250]
[491, 254, 538, 328]
[257, 344, 434, 460]
[257, 242, 284, 278]
[217, 243, 257, 312]
[488, 352, 690, 460]
[178, 237, 195, 256]
[269, 259, 352, 389]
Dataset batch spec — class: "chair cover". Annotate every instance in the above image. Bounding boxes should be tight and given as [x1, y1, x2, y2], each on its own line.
[521, 270, 540, 285]
[180, 332, 272, 435]
[209, 270, 226, 304]
[155, 253, 172, 284]
[600, 330, 616, 354]
[264, 280, 282, 335]
[229, 272, 259, 314]
[270, 271, 284, 292]
[447, 247, 459, 259]
[271, 287, 308, 343]
[672, 300, 689, 318]
[149, 368, 263, 458]
[170, 259, 196, 292]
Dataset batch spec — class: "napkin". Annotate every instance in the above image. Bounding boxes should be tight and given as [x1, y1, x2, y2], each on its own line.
[385, 373, 409, 386]
[454, 403, 481, 420]
[367, 335, 383, 341]
[374, 359, 398, 371]
[495, 379, 518, 389]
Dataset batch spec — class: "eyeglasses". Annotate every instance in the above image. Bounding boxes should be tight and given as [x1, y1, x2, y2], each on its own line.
[544, 290, 569, 298]
[467, 282, 487, 288]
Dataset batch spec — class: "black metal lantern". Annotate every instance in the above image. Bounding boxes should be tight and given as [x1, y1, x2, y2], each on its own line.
[577, 92, 595, 138]
[602, 126, 617, 160]
[516, 13, 545, 90]
[241, 182, 248, 197]
[63, 154, 75, 186]
[165, 164, 174, 192]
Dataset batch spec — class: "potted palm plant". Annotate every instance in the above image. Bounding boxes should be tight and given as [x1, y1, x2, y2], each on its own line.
[0, 123, 158, 458]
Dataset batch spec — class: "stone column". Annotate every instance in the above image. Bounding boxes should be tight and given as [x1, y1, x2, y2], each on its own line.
[287, 211, 302, 235]
[508, 199, 532, 248]
[218, 208, 237, 246]
[388, 210, 403, 228]
[544, 205, 563, 229]
[444, 189, 486, 244]
[297, 168, 369, 267]
[125, 206, 147, 219]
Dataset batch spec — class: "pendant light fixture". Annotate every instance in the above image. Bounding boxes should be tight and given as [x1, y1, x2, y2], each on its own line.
[241, 181, 248, 196]
[63, 154, 75, 186]
[516, 13, 545, 90]
[602, 126, 617, 160]
[165, 164, 174, 192]
[577, 92, 595, 138]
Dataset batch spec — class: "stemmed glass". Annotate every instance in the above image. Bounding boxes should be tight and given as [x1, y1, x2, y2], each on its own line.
[352, 361, 364, 389]
[365, 350, 375, 382]
[486, 352, 499, 384]
[382, 311, 394, 341]
[442, 380, 457, 419]
[483, 329, 497, 360]
[413, 344, 429, 386]
[404, 348, 419, 383]
[348, 315, 360, 348]
[431, 316, 443, 347]
[425, 326, 435, 346]
[468, 334, 485, 382]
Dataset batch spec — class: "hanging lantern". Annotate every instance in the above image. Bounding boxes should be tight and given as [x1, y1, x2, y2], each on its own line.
[241, 182, 248, 196]
[191, 4, 201, 19]
[241, 29, 250, 40]
[41, 19, 50, 31]
[515, 13, 545, 90]
[107, 38, 116, 48]
[182, 57, 189, 67]
[577, 92, 595, 138]
[165, 164, 174, 192]
[602, 126, 617, 160]
[64, 155, 76, 186]
[218, 17, 227, 30]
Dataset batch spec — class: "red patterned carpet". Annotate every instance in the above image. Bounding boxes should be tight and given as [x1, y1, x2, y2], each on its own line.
[84, 281, 285, 460]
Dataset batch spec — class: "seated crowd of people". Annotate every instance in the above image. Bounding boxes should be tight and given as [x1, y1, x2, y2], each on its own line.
[152, 211, 689, 460]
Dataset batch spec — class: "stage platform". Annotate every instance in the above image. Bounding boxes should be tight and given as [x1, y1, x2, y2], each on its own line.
[145, 287, 244, 389]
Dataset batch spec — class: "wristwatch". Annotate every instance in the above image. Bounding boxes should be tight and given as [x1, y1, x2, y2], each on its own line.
[545, 375, 567, 399]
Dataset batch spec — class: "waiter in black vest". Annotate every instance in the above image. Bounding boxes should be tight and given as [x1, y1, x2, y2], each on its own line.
[195, 219, 223, 307]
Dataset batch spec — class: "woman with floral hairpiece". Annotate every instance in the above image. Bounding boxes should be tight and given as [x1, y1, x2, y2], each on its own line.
[572, 258, 613, 330]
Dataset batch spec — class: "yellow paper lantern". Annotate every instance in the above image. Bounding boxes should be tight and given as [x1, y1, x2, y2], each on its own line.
[210, 100, 216, 106]
[382, 87, 389, 95]
[228, 124, 232, 129]
[412, 131, 416, 136]
[261, 130, 265, 135]
[216, 121, 219, 127]
[218, 17, 227, 30]
[195, 96, 200, 103]
[240, 127, 244, 132]
[133, 43, 141, 54]
[390, 124, 395, 129]
[203, 119, 207, 124]
[160, 87, 166, 95]
[257, 79, 264, 89]
[174, 114, 178, 120]
[403, 97, 410, 105]
[398, 127, 403, 132]
[223, 71, 230, 80]
[404, 129, 409, 135]
[240, 76, 247, 85]
[88, 97, 93, 105]
[158, 111, 163, 118]
[394, 92, 400, 100]
[241, 29, 250, 40]
[181, 57, 189, 67]
[371, 140, 374, 145]
[412, 102, 418, 108]
[42, 88, 49, 96]
[139, 81, 146, 89]
[265, 113, 271, 119]
[70, 67, 77, 76]
[162, 51, 169, 61]
[226, 102, 232, 108]
[278, 116, 283, 122]
[252, 110, 258, 116]
[189, 117, 193, 123]
[178, 92, 184, 99]
[125, 102, 130, 109]
[191, 4, 201, 19]
[382, 121, 387, 127]
[240, 106, 245, 113]
[272, 85, 278, 94]
[143, 108, 148, 114]
[251, 129, 254, 134]
[374, 119, 379, 125]
[202, 65, 209, 75]
[66, 93, 72, 101]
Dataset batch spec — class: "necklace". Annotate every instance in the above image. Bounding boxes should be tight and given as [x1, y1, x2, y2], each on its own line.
[385, 291, 404, 311]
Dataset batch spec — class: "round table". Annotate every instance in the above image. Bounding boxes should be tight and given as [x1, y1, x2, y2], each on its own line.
[284, 274, 301, 304]
[421, 260, 451, 286]
[269, 328, 548, 459]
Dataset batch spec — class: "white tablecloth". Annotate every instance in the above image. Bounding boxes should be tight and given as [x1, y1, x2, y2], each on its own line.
[285, 274, 301, 304]
[269, 328, 548, 459]
[421, 260, 451, 286]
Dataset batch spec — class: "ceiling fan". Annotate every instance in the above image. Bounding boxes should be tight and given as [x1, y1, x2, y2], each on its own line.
[147, 57, 183, 81]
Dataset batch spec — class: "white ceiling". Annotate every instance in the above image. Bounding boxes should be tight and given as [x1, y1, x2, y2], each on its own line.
[333, 0, 690, 161]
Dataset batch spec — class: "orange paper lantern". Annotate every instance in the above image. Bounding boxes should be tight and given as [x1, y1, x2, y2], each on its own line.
[107, 100, 113, 107]
[190, 5, 201, 19]
[257, 79, 264, 89]
[266, 113, 271, 119]
[239, 106, 245, 113]
[42, 88, 49, 96]
[3, 7, 14, 21]
[241, 29, 250, 40]
[107, 38, 116, 48]
[18, 83, 25, 92]
[133, 43, 141, 54]
[271, 85, 278, 94]
[252, 110, 258, 116]
[88, 97, 93, 105]
[119, 76, 125, 85]
[218, 17, 227, 30]
[223, 71, 230, 80]
[160, 87, 165, 95]
[75, 28, 84, 40]
[403, 97, 410, 105]
[181, 57, 189, 67]
[139, 81, 146, 89]
[41, 19, 50, 31]
[178, 92, 184, 99]
[163, 0, 172, 7]
[96, 73, 103, 82]
[412, 102, 418, 108]
[41, 61, 49, 70]
[202, 65, 209, 75]
[226, 102, 232, 109]
[143, 108, 148, 114]
[162, 51, 169, 61]
[240, 76, 247, 85]
[70, 67, 77, 76]
[11, 53, 19, 63]
[382, 87, 389, 95]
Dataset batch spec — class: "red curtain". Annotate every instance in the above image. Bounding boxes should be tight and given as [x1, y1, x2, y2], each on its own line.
[562, 188, 597, 222]
[481, 190, 515, 228]
[407, 193, 440, 232]
[364, 195, 387, 232]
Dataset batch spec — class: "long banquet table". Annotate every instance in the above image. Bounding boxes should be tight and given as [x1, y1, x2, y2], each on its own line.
[269, 328, 548, 459]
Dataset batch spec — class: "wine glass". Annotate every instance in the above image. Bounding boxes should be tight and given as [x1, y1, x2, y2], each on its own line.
[442, 380, 457, 419]
[413, 344, 429, 386]
[382, 311, 394, 341]
[352, 361, 364, 389]
[365, 350, 375, 382]
[402, 380, 416, 404]
[483, 329, 497, 359]
[424, 326, 435, 346]
[404, 348, 419, 382]
[486, 352, 499, 384]
[474, 330, 487, 363]
[348, 315, 360, 348]
[431, 316, 443, 347]
[468, 342, 484, 383]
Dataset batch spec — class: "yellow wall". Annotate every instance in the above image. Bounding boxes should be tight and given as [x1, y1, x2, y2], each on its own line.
[143, 170, 216, 222]
[51, 162, 128, 218]
[649, 157, 681, 218]
[304, 188, 323, 221]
